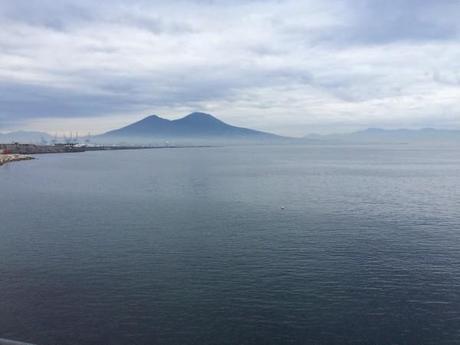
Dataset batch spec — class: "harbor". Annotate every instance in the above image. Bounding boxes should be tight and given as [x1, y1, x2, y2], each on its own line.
[0, 143, 85, 155]
[0, 143, 169, 155]
[0, 143, 211, 167]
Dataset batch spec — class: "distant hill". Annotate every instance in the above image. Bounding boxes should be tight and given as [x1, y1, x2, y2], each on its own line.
[0, 131, 52, 144]
[304, 128, 460, 143]
[98, 112, 284, 143]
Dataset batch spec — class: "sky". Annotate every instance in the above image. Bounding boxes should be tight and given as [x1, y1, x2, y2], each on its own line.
[0, 0, 459, 136]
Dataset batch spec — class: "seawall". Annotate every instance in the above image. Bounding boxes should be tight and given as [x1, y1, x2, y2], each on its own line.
[0, 154, 34, 166]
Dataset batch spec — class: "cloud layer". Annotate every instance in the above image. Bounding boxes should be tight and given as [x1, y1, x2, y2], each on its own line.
[1, 0, 459, 135]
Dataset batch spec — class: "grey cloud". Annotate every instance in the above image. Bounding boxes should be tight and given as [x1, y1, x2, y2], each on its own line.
[0, 62, 315, 120]
[280, 0, 459, 47]
[0, 81, 138, 118]
[0, 0, 94, 31]
[0, 0, 459, 133]
[343, 0, 459, 44]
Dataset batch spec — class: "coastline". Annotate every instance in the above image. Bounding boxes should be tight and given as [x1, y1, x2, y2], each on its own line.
[0, 144, 213, 167]
[0, 143, 216, 167]
[0, 143, 213, 155]
[0, 154, 34, 166]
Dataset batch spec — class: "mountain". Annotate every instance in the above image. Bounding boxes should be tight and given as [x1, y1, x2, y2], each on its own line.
[304, 128, 460, 143]
[0, 131, 53, 144]
[98, 112, 284, 143]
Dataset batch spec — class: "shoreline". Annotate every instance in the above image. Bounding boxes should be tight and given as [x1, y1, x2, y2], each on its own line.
[0, 154, 34, 166]
[0, 144, 213, 166]
[0, 143, 213, 155]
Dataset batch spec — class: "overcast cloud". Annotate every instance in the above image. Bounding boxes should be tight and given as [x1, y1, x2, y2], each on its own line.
[0, 0, 459, 135]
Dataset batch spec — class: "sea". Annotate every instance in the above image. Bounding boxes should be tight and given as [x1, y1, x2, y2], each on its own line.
[1, 144, 459, 345]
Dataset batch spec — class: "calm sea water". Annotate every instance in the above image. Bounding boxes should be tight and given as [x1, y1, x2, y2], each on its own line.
[1, 144, 460, 345]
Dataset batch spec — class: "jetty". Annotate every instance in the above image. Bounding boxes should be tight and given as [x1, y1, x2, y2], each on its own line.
[0, 142, 209, 167]
[0, 154, 34, 166]
[1, 143, 208, 155]
[0, 143, 85, 155]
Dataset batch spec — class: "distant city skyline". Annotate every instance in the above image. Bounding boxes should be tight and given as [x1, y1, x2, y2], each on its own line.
[1, 0, 460, 136]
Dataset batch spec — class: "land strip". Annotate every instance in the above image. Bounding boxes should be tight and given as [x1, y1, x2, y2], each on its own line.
[0, 154, 34, 166]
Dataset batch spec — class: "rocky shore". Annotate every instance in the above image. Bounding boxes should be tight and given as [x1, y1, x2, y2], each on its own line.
[0, 154, 34, 166]
[0, 143, 208, 167]
[0, 143, 84, 154]
[0, 143, 203, 155]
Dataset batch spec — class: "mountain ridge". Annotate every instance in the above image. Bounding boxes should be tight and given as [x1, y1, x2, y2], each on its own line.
[304, 127, 460, 143]
[99, 112, 284, 143]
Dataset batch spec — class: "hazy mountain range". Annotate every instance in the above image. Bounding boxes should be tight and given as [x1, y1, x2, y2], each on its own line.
[1, 113, 459, 144]
[305, 128, 460, 143]
[97, 112, 284, 144]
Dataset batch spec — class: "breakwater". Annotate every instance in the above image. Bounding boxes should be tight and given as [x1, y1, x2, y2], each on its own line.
[0, 144, 211, 167]
[0, 143, 209, 155]
[0, 154, 34, 166]
[0, 143, 85, 154]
